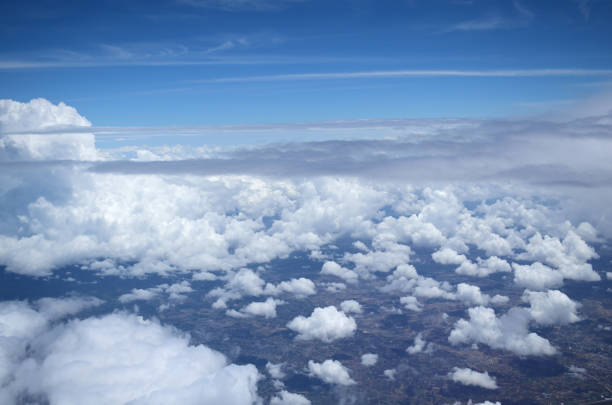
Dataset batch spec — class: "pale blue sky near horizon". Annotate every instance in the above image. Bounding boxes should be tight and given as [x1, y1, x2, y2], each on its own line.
[1, 0, 612, 128]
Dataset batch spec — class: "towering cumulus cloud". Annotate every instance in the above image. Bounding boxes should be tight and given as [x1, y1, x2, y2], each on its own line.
[0, 98, 97, 161]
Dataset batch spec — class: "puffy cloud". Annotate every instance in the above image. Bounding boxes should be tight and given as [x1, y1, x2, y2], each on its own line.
[274, 278, 317, 298]
[340, 300, 362, 314]
[321, 282, 346, 293]
[513, 262, 564, 290]
[455, 283, 496, 307]
[456, 257, 512, 278]
[400, 296, 423, 312]
[449, 306, 556, 356]
[211, 270, 316, 309]
[270, 390, 311, 405]
[307, 359, 356, 386]
[0, 98, 97, 161]
[522, 290, 581, 326]
[406, 332, 433, 354]
[432, 248, 467, 265]
[287, 306, 356, 342]
[321, 261, 358, 284]
[1, 299, 261, 405]
[382, 266, 455, 301]
[360, 353, 378, 366]
[266, 362, 286, 379]
[119, 281, 193, 305]
[119, 288, 158, 303]
[383, 369, 397, 381]
[449, 367, 498, 390]
[517, 232, 600, 282]
[375, 215, 445, 248]
[241, 298, 285, 318]
[343, 243, 412, 277]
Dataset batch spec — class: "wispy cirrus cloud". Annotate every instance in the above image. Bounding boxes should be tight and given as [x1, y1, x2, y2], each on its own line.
[199, 68, 612, 83]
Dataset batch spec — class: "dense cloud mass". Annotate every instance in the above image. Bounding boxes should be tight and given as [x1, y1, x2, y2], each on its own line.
[1, 98, 610, 403]
[0, 299, 260, 405]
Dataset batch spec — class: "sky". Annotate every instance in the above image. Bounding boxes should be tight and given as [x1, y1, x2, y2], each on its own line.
[1, 2, 612, 405]
[1, 0, 612, 128]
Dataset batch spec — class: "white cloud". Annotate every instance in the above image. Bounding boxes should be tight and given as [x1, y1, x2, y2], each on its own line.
[513, 262, 565, 290]
[432, 248, 467, 265]
[449, 306, 556, 356]
[406, 333, 433, 354]
[449, 367, 498, 390]
[517, 232, 600, 282]
[1, 300, 260, 404]
[274, 278, 317, 298]
[287, 306, 356, 342]
[383, 368, 397, 381]
[119, 288, 158, 303]
[321, 282, 346, 293]
[321, 261, 358, 284]
[455, 283, 491, 307]
[119, 281, 193, 305]
[456, 256, 512, 278]
[360, 353, 378, 366]
[307, 359, 356, 386]
[241, 297, 285, 318]
[522, 290, 581, 326]
[400, 296, 423, 312]
[0, 98, 97, 161]
[266, 362, 286, 379]
[270, 390, 311, 405]
[35, 296, 104, 321]
[340, 300, 362, 314]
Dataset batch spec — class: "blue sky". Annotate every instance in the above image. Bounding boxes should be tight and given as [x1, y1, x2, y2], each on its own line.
[1, 0, 612, 126]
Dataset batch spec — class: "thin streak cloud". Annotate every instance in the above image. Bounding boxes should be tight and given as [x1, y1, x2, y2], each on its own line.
[202, 69, 612, 83]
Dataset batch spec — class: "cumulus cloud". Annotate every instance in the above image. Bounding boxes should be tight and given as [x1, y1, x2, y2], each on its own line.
[266, 362, 286, 379]
[287, 306, 356, 342]
[449, 306, 556, 356]
[274, 278, 317, 298]
[400, 296, 423, 312]
[119, 281, 193, 306]
[513, 262, 565, 290]
[241, 297, 285, 318]
[340, 300, 362, 314]
[383, 368, 397, 381]
[522, 289, 581, 325]
[360, 353, 378, 366]
[321, 261, 359, 284]
[119, 288, 158, 303]
[307, 359, 356, 386]
[0, 98, 97, 161]
[449, 367, 498, 390]
[432, 248, 467, 265]
[456, 256, 512, 278]
[455, 283, 507, 307]
[0, 299, 260, 404]
[406, 332, 433, 354]
[270, 390, 311, 405]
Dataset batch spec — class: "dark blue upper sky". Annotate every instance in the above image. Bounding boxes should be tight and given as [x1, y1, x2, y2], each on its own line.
[1, 0, 611, 125]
